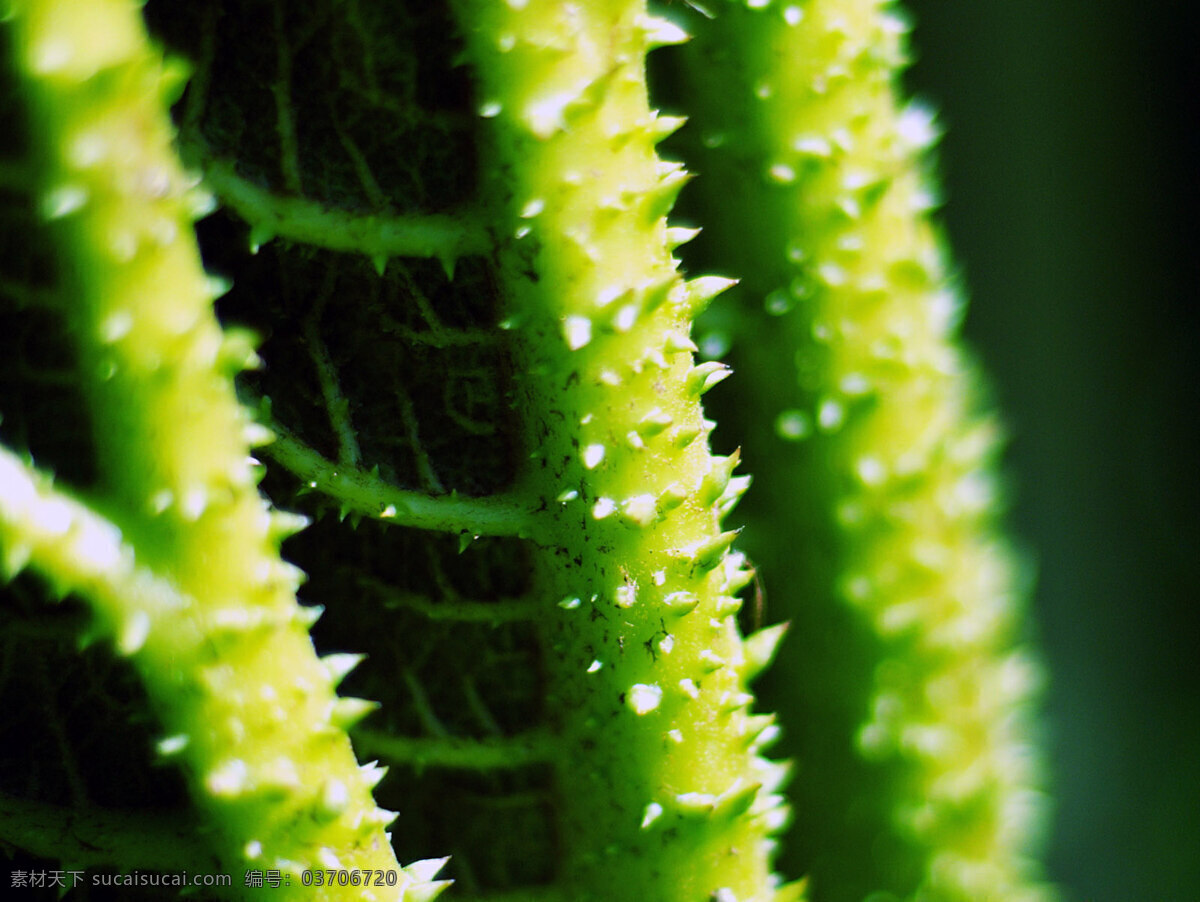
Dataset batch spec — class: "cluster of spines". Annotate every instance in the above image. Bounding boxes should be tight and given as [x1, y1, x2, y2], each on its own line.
[4, 0, 783, 896]
[2, 0, 1047, 899]
[673, 1, 1054, 899]
[449, 2, 800, 900]
[0, 448, 454, 901]
[3, 1, 450, 897]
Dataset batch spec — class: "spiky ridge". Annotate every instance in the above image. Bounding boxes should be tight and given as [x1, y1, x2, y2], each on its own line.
[3, 0, 791, 897]
[450, 2, 793, 899]
[0, 0, 1057, 899]
[3, 1, 446, 898]
[666, 1, 1055, 900]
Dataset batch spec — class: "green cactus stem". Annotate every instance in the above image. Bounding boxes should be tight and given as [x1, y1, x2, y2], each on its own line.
[0, 1, 1057, 900]
[662, 1, 1055, 899]
[3, 1, 447, 897]
[448, 2, 794, 899]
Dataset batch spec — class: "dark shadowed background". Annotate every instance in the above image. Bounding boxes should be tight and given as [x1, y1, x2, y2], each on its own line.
[905, 1, 1199, 899]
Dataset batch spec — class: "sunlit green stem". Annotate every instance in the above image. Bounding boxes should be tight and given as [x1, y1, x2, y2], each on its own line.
[449, 2, 796, 899]
[6, 2, 446, 897]
[670, 2, 1054, 900]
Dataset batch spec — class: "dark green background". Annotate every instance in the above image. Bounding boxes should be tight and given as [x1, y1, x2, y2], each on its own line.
[905, 2, 1199, 899]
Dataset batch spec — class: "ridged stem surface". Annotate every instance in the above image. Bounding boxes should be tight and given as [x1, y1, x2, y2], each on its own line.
[450, 2, 794, 900]
[665, 1, 1054, 899]
[5, 2, 445, 897]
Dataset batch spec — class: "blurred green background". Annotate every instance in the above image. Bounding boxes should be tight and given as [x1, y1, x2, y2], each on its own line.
[905, 1, 1199, 899]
